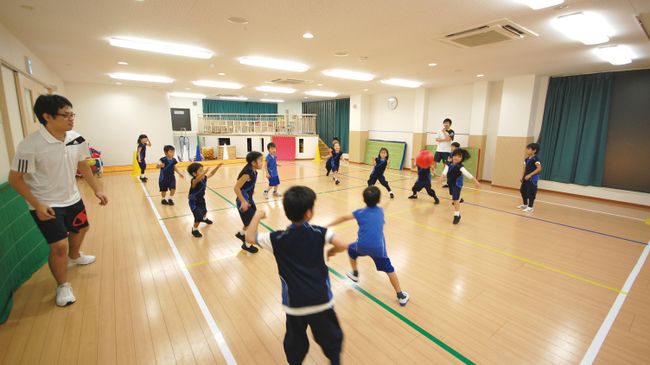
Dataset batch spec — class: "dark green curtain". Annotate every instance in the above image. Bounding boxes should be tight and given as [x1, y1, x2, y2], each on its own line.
[302, 98, 350, 152]
[203, 99, 277, 114]
[538, 73, 613, 186]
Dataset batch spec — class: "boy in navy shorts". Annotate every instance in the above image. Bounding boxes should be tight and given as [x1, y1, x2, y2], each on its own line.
[408, 161, 440, 204]
[246, 186, 348, 365]
[441, 149, 480, 224]
[158, 145, 184, 205]
[327, 186, 409, 306]
[234, 151, 264, 253]
[187, 162, 222, 237]
[518, 143, 542, 213]
[263, 142, 281, 198]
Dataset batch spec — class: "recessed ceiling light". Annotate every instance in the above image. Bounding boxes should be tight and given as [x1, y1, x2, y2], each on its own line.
[317, 83, 323, 86]
[334, 52, 349, 57]
[117, 61, 129, 65]
[109, 72, 174, 83]
[322, 69, 375, 81]
[302, 32, 314, 39]
[519, 0, 564, 10]
[552, 12, 611, 45]
[428, 63, 438, 67]
[227, 16, 249, 24]
[380, 78, 422, 88]
[260, 98, 285, 103]
[193, 80, 243, 89]
[593, 45, 633, 65]
[169, 92, 207, 99]
[476, 74, 485, 78]
[219, 96, 248, 101]
[305, 90, 338, 97]
[108, 36, 214, 59]
[363, 88, 369, 92]
[255, 85, 296, 94]
[238, 56, 309, 72]
[185, 87, 191, 90]
[217, 72, 226, 76]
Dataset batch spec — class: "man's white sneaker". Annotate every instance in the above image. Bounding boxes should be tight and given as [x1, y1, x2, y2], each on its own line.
[56, 283, 76, 307]
[517, 204, 528, 209]
[68, 252, 96, 268]
[523, 207, 534, 213]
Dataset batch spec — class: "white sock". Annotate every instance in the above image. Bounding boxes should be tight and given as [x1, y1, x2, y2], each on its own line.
[454, 211, 461, 217]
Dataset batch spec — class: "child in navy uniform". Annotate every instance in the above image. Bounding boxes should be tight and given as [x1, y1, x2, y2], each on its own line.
[441, 149, 480, 224]
[263, 142, 281, 198]
[330, 142, 343, 185]
[187, 162, 222, 237]
[408, 159, 440, 204]
[442, 142, 461, 188]
[367, 147, 394, 198]
[245, 186, 348, 365]
[136, 134, 151, 182]
[234, 151, 264, 253]
[326, 186, 409, 306]
[158, 145, 184, 205]
[518, 143, 542, 213]
[325, 137, 340, 176]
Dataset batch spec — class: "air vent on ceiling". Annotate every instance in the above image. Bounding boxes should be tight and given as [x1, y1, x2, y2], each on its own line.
[441, 18, 538, 48]
[637, 13, 650, 42]
[270, 78, 309, 85]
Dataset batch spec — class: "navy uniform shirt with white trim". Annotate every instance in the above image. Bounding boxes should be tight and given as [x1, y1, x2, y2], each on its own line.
[371, 157, 388, 177]
[159, 157, 177, 181]
[523, 155, 541, 185]
[237, 164, 257, 202]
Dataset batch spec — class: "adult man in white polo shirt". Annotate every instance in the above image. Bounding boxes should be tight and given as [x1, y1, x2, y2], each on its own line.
[8, 94, 108, 307]
[433, 118, 455, 176]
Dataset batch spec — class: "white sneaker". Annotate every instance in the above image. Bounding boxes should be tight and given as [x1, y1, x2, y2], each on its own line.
[68, 252, 96, 268]
[398, 291, 410, 306]
[517, 204, 528, 209]
[523, 207, 534, 213]
[346, 271, 359, 283]
[56, 283, 76, 307]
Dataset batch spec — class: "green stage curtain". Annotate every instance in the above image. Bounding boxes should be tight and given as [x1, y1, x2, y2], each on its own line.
[538, 73, 613, 186]
[202, 99, 277, 114]
[302, 98, 350, 152]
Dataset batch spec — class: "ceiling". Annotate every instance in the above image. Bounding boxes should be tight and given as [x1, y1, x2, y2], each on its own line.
[1, 0, 649, 102]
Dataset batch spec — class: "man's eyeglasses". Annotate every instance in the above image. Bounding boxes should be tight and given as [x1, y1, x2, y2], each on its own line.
[56, 113, 76, 119]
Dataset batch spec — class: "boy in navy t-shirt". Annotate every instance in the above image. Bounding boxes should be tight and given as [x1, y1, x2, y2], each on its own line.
[518, 143, 542, 213]
[263, 142, 281, 198]
[441, 149, 480, 224]
[234, 151, 264, 253]
[408, 160, 440, 204]
[326, 186, 409, 306]
[158, 145, 184, 205]
[187, 162, 222, 237]
[246, 186, 348, 365]
[325, 137, 340, 176]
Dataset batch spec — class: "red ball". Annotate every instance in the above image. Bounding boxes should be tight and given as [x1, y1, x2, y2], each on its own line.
[415, 150, 434, 169]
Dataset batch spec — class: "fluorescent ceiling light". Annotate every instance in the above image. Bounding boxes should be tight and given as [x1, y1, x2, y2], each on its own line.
[168, 92, 206, 99]
[322, 69, 375, 81]
[108, 72, 173, 83]
[260, 98, 284, 103]
[193, 80, 243, 89]
[219, 96, 248, 101]
[519, 0, 564, 10]
[428, 63, 437, 67]
[305, 90, 338, 97]
[108, 36, 214, 59]
[593, 45, 633, 65]
[476, 74, 485, 78]
[238, 56, 309, 72]
[302, 32, 314, 39]
[117, 61, 128, 65]
[255, 85, 296, 94]
[380, 78, 422, 88]
[552, 12, 611, 45]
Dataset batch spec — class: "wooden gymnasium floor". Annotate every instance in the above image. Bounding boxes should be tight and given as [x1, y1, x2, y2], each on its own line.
[0, 160, 648, 365]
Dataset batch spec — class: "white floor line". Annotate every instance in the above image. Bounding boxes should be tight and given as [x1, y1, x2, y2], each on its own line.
[139, 182, 237, 365]
[580, 242, 650, 365]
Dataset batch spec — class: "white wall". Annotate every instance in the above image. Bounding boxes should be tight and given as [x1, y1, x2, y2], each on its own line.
[368, 90, 417, 165]
[202, 135, 317, 159]
[65, 83, 173, 166]
[427, 83, 473, 135]
[482, 81, 503, 181]
[168, 96, 202, 132]
[2, 67, 23, 151]
[277, 101, 302, 116]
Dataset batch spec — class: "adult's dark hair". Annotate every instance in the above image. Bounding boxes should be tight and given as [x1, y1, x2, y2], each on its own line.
[377, 147, 389, 159]
[163, 145, 175, 153]
[137, 134, 148, 144]
[33, 94, 73, 126]
[451, 142, 461, 148]
[187, 162, 202, 176]
[443, 118, 452, 125]
[246, 151, 263, 164]
[527, 143, 540, 154]
[283, 186, 317, 222]
[267, 142, 276, 150]
[363, 186, 381, 207]
[452, 148, 471, 162]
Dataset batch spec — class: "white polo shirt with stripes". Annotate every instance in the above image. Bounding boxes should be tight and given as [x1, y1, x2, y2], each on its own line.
[11, 128, 90, 209]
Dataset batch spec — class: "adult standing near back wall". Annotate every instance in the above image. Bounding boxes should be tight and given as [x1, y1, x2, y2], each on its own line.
[8, 94, 108, 307]
[432, 118, 455, 176]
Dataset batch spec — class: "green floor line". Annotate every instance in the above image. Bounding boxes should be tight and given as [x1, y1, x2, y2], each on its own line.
[208, 187, 475, 365]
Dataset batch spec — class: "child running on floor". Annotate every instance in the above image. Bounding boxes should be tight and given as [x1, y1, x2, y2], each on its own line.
[263, 142, 281, 198]
[367, 147, 394, 199]
[441, 149, 480, 224]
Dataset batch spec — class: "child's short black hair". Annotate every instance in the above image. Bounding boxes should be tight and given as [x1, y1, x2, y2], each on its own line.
[187, 162, 203, 176]
[246, 151, 264, 164]
[363, 186, 381, 207]
[332, 137, 340, 142]
[33, 94, 73, 125]
[267, 142, 276, 150]
[452, 148, 471, 162]
[527, 143, 540, 154]
[163, 145, 175, 153]
[443, 118, 453, 125]
[451, 142, 460, 148]
[137, 134, 148, 144]
[282, 186, 316, 222]
[377, 147, 389, 159]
